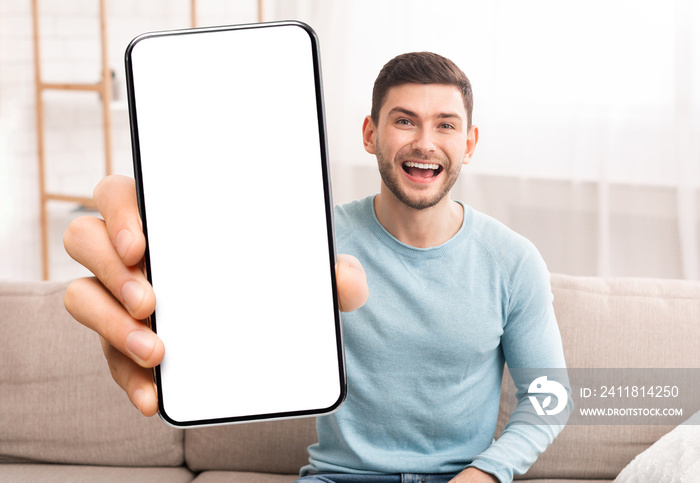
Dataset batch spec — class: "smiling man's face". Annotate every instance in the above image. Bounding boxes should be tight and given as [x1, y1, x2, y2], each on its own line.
[363, 83, 477, 210]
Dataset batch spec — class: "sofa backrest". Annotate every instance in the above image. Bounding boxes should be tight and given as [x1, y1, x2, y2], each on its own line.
[0, 281, 184, 467]
[185, 418, 317, 474]
[3, 274, 698, 478]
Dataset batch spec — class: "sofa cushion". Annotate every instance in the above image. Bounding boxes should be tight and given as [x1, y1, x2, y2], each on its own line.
[0, 281, 184, 466]
[0, 464, 194, 482]
[185, 417, 317, 474]
[192, 470, 299, 483]
[496, 273, 700, 480]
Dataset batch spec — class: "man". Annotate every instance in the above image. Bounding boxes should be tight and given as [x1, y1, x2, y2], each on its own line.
[64, 52, 567, 483]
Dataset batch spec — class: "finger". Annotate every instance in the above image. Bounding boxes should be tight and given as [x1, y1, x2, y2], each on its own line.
[336, 254, 369, 312]
[65, 277, 164, 368]
[101, 337, 159, 417]
[93, 175, 146, 267]
[64, 216, 155, 320]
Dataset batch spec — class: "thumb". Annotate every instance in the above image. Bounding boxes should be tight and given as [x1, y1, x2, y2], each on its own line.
[335, 254, 369, 312]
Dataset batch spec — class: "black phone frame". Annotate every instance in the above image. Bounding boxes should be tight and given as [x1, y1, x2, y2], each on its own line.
[124, 20, 346, 427]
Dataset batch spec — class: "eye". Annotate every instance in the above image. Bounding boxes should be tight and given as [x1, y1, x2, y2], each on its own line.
[396, 118, 413, 126]
[438, 122, 455, 130]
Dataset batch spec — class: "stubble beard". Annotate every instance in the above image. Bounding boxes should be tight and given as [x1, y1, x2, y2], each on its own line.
[376, 142, 461, 211]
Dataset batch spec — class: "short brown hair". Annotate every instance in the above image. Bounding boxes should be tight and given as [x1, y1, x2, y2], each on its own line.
[371, 52, 474, 128]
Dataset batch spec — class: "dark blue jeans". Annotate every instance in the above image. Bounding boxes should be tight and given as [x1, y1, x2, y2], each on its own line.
[296, 473, 459, 483]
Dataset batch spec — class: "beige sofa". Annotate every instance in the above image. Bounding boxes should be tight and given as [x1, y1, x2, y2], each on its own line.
[1, 273, 699, 482]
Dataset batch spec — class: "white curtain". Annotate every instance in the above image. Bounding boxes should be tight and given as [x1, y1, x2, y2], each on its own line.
[270, 0, 700, 279]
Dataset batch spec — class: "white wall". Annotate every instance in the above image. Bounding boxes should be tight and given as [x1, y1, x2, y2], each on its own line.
[2, 0, 699, 282]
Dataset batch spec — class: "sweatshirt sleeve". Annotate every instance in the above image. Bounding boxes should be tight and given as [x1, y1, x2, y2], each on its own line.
[467, 246, 572, 482]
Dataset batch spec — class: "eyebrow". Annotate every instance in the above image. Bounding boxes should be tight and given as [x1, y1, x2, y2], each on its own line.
[387, 107, 464, 122]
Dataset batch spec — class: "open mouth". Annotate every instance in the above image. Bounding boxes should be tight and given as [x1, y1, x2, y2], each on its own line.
[402, 161, 443, 179]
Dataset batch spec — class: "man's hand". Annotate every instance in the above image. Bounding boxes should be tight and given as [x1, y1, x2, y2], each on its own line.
[449, 467, 499, 483]
[64, 174, 368, 417]
[64, 175, 162, 416]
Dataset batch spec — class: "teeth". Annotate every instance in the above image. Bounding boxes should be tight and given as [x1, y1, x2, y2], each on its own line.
[403, 161, 440, 170]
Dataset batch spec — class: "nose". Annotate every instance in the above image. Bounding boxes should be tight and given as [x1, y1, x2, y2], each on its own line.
[411, 128, 436, 154]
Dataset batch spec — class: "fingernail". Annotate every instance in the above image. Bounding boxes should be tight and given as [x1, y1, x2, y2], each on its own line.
[115, 230, 133, 260]
[121, 281, 145, 313]
[126, 331, 156, 362]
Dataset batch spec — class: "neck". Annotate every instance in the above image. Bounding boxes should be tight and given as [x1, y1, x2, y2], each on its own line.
[374, 185, 464, 248]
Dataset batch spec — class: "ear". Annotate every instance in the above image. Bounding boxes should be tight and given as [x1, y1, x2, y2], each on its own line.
[362, 115, 377, 155]
[463, 125, 479, 165]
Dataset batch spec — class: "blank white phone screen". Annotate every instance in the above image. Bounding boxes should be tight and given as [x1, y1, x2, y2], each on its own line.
[126, 22, 344, 426]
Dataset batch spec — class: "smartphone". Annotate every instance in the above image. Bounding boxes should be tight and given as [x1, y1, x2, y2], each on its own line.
[125, 21, 345, 427]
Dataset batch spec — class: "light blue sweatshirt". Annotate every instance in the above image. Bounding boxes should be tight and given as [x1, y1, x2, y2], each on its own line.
[301, 196, 567, 482]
